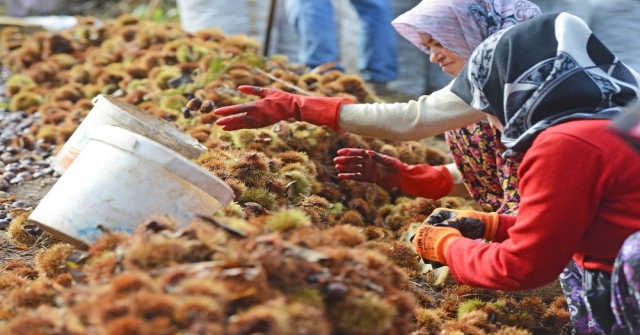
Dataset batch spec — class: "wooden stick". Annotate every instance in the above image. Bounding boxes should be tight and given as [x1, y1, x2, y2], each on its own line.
[253, 67, 314, 96]
[263, 0, 277, 57]
[147, 261, 223, 276]
[146, 0, 161, 20]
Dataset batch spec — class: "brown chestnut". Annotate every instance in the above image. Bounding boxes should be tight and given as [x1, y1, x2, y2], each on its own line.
[181, 107, 192, 118]
[186, 97, 203, 111]
[200, 100, 215, 113]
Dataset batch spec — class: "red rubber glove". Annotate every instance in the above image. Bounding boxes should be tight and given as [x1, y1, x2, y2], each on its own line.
[426, 208, 499, 241]
[411, 224, 461, 266]
[214, 85, 355, 131]
[333, 148, 453, 200]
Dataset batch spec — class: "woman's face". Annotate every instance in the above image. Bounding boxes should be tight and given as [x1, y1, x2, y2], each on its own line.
[418, 32, 465, 76]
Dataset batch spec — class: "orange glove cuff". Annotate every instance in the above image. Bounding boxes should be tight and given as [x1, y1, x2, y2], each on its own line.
[412, 225, 461, 265]
[481, 212, 500, 241]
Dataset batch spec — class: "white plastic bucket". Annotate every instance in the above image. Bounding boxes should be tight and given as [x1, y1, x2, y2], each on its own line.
[30, 125, 234, 247]
[52, 94, 207, 174]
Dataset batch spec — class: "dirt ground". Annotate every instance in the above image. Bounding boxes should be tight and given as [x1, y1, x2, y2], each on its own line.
[0, 176, 58, 264]
[6, 175, 57, 208]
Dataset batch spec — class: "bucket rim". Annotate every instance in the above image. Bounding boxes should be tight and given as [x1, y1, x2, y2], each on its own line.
[91, 94, 207, 154]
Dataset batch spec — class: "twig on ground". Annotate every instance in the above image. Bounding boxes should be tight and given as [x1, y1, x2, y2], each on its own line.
[253, 67, 314, 96]
[146, 0, 161, 20]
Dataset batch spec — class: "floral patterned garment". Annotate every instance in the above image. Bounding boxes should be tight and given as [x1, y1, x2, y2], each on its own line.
[559, 261, 609, 335]
[611, 231, 640, 334]
[559, 232, 640, 334]
[445, 120, 520, 215]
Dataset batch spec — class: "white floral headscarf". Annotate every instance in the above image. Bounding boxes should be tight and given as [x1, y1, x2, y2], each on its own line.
[392, 0, 542, 60]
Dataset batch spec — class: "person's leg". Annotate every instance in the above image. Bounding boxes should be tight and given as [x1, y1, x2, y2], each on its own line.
[558, 260, 608, 334]
[348, 0, 398, 83]
[283, 0, 340, 68]
[610, 231, 640, 334]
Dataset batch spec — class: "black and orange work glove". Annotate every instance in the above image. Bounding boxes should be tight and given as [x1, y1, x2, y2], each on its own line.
[426, 208, 499, 241]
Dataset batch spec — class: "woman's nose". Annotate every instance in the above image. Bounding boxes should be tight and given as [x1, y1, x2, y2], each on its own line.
[429, 48, 443, 64]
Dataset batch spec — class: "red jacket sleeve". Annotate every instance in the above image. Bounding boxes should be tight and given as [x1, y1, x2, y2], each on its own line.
[445, 130, 614, 291]
[494, 215, 516, 242]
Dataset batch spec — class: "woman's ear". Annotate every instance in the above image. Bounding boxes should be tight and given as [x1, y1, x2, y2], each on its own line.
[487, 114, 504, 132]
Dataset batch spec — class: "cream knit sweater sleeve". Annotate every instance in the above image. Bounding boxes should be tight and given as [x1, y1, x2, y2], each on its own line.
[337, 81, 486, 141]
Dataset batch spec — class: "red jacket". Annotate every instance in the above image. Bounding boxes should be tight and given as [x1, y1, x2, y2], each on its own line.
[447, 120, 640, 291]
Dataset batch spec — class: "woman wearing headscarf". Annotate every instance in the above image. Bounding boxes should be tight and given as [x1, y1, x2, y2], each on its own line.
[213, 0, 541, 215]
[412, 12, 640, 334]
[387, 0, 541, 215]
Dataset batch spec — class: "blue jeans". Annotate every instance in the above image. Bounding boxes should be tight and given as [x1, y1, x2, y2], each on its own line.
[285, 0, 398, 83]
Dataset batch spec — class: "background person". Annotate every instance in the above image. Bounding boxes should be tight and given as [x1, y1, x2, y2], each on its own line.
[283, 0, 399, 93]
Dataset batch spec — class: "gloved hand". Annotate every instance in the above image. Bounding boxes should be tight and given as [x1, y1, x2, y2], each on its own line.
[426, 208, 499, 241]
[214, 85, 355, 131]
[411, 224, 461, 266]
[333, 148, 453, 200]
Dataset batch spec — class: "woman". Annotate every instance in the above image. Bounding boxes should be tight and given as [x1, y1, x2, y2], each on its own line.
[336, 0, 542, 215]
[213, 0, 542, 215]
[412, 12, 640, 334]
